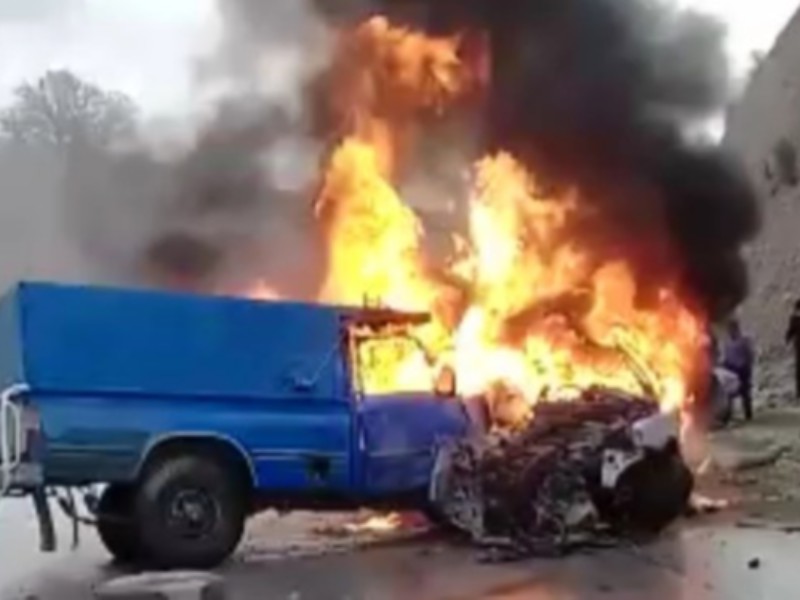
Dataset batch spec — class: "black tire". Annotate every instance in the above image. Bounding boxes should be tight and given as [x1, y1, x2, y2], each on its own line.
[134, 454, 246, 569]
[607, 452, 694, 535]
[96, 484, 140, 564]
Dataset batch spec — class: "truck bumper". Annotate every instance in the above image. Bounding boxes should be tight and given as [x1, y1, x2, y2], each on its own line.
[1, 384, 55, 552]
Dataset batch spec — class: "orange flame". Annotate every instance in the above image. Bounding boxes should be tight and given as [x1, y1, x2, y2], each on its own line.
[344, 512, 403, 534]
[292, 17, 706, 416]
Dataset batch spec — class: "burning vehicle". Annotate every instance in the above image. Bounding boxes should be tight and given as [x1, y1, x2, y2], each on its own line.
[0, 282, 690, 569]
[309, 17, 709, 546]
[1, 0, 759, 571]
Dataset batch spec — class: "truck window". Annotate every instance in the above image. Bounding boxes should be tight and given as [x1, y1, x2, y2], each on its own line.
[348, 323, 444, 396]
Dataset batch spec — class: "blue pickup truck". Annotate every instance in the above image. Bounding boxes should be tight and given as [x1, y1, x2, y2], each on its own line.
[0, 282, 684, 569]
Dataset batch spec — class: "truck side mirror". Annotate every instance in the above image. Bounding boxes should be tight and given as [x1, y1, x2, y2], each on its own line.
[434, 366, 457, 397]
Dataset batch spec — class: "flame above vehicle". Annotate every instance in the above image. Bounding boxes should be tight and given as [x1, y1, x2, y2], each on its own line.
[260, 16, 708, 415]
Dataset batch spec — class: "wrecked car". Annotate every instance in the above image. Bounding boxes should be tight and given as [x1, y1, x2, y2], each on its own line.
[431, 389, 693, 559]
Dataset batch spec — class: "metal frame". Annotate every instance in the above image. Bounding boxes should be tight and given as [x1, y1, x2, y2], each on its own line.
[0, 383, 29, 496]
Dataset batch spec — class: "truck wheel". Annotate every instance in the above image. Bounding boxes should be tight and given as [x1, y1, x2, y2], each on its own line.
[97, 484, 140, 564]
[608, 452, 694, 534]
[134, 454, 246, 569]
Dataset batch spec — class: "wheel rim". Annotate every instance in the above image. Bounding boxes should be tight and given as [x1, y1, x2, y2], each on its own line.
[165, 488, 219, 539]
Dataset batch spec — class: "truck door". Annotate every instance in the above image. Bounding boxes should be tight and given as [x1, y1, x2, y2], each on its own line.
[248, 342, 354, 493]
[234, 310, 357, 495]
[358, 393, 469, 495]
[343, 309, 471, 496]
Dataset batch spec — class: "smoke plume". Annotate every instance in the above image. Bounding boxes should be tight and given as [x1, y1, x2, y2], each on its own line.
[306, 0, 760, 318]
[63, 1, 331, 296]
[134, 98, 323, 296]
[143, 0, 332, 297]
[95, 0, 759, 318]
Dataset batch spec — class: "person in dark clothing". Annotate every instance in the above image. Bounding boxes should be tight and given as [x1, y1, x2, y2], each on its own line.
[722, 319, 755, 421]
[786, 300, 800, 400]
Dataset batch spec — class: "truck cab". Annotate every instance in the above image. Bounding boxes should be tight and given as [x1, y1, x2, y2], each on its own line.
[0, 282, 474, 568]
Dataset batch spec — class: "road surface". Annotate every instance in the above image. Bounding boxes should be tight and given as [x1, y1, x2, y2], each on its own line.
[0, 500, 796, 600]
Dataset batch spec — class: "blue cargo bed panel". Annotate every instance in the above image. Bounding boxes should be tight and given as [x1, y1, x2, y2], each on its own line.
[0, 282, 347, 400]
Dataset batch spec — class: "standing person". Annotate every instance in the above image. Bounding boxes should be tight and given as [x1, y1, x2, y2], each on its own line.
[786, 300, 800, 400]
[722, 318, 755, 421]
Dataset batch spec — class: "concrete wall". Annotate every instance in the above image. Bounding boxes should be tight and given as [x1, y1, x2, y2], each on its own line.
[725, 6, 800, 391]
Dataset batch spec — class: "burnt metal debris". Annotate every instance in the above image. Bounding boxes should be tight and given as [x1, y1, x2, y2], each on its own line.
[431, 387, 694, 562]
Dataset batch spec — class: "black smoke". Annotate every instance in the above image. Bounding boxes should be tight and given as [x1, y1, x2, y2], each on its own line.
[307, 0, 760, 318]
[138, 97, 324, 296]
[111, 0, 331, 297]
[62, 95, 323, 297]
[124, 0, 759, 316]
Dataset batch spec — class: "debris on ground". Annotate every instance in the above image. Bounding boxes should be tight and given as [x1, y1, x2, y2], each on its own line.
[431, 387, 693, 561]
[686, 494, 730, 517]
[696, 407, 800, 519]
[736, 518, 800, 533]
[710, 443, 788, 473]
[93, 572, 226, 600]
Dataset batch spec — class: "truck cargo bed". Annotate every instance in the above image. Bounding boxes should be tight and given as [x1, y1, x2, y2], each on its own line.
[0, 282, 347, 400]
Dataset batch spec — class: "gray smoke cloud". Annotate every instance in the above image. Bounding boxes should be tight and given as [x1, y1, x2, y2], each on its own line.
[0, 144, 91, 287]
[54, 0, 334, 297]
[139, 96, 324, 297]
[32, 0, 757, 321]
[0, 0, 335, 297]
[210, 0, 330, 95]
[63, 100, 325, 297]
[137, 0, 333, 297]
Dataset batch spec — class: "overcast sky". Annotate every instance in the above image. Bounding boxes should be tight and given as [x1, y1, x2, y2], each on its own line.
[0, 0, 219, 115]
[0, 0, 798, 117]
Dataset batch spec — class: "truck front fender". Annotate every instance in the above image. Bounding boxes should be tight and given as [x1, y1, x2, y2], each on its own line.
[428, 439, 485, 539]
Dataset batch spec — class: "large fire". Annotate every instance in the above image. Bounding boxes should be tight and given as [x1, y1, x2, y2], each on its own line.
[263, 16, 707, 415]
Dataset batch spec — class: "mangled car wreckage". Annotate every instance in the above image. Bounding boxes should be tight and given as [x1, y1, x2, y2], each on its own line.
[431, 389, 692, 559]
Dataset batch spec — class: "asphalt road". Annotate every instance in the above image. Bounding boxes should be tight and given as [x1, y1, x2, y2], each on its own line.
[0, 499, 105, 587]
[0, 502, 796, 600]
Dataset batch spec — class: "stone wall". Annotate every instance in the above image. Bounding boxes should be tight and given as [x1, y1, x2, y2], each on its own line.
[725, 6, 800, 392]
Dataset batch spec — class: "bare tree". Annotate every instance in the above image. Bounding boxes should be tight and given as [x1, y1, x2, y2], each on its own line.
[0, 70, 137, 148]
